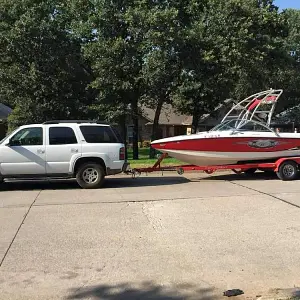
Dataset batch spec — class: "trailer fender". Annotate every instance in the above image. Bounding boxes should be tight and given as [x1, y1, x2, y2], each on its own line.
[275, 157, 300, 172]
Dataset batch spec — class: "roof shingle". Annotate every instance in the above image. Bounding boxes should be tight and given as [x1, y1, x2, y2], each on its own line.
[141, 105, 192, 126]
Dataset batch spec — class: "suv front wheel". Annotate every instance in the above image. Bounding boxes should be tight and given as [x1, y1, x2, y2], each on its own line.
[76, 163, 105, 189]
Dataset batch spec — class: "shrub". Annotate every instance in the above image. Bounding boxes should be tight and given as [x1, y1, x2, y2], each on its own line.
[142, 140, 151, 148]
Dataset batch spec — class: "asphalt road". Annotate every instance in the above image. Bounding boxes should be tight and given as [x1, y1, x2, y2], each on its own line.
[0, 171, 300, 300]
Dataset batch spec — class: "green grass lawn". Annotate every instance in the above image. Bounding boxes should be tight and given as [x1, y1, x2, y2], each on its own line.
[127, 147, 183, 168]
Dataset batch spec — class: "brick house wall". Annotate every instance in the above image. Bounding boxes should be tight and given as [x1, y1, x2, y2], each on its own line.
[126, 115, 189, 144]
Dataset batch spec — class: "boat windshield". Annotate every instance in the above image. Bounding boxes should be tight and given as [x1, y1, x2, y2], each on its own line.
[210, 119, 274, 133]
[210, 120, 236, 131]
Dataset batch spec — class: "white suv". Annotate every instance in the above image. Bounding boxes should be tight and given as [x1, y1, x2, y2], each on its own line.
[0, 121, 128, 189]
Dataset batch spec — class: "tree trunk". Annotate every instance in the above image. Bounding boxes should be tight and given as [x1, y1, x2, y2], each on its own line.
[149, 100, 164, 158]
[131, 99, 139, 160]
[120, 113, 128, 160]
[192, 107, 200, 134]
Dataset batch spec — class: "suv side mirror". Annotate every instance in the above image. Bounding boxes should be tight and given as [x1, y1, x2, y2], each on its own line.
[6, 139, 19, 146]
[10, 139, 23, 146]
[4, 140, 10, 146]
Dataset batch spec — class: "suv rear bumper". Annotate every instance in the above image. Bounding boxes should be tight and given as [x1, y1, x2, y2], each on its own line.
[106, 162, 130, 176]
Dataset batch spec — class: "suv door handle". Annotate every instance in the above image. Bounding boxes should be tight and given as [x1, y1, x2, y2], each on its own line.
[37, 149, 45, 154]
[71, 148, 78, 153]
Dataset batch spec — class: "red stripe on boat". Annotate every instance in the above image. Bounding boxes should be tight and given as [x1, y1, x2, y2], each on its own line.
[152, 137, 300, 153]
[248, 95, 278, 111]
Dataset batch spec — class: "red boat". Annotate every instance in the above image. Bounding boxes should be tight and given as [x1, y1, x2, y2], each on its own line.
[151, 89, 300, 166]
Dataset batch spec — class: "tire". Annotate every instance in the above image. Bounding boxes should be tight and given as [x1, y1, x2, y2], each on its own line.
[244, 168, 257, 175]
[276, 161, 299, 181]
[76, 163, 105, 189]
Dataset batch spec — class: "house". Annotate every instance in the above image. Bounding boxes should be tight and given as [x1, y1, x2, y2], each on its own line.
[141, 105, 193, 138]
[126, 105, 192, 143]
[0, 103, 12, 139]
[197, 99, 234, 131]
[274, 105, 300, 132]
[126, 100, 236, 143]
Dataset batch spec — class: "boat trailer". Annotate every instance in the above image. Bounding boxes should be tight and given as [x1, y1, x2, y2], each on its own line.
[127, 153, 300, 181]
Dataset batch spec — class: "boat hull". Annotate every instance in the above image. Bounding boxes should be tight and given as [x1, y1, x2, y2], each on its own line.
[151, 134, 300, 166]
[157, 149, 300, 166]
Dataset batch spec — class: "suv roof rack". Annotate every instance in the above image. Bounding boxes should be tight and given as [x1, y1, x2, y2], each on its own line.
[43, 120, 109, 125]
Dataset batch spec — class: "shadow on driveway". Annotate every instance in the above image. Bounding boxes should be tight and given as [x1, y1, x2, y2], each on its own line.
[67, 282, 215, 300]
[0, 179, 80, 191]
[195, 171, 285, 182]
[0, 175, 190, 191]
[104, 175, 190, 188]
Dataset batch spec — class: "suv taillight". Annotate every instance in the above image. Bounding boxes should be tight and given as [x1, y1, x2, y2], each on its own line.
[119, 147, 125, 160]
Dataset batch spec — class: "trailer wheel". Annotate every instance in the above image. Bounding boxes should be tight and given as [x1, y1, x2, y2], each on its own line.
[204, 169, 214, 174]
[244, 168, 257, 175]
[277, 161, 299, 181]
[177, 168, 184, 175]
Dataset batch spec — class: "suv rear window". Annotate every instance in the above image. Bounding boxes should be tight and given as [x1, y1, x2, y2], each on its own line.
[80, 126, 118, 143]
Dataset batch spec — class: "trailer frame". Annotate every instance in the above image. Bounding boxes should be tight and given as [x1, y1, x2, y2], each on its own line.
[127, 153, 300, 181]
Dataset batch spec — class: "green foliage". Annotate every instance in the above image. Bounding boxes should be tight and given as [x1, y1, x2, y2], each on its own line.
[275, 9, 300, 115]
[0, 0, 95, 128]
[127, 147, 183, 168]
[1, 0, 300, 137]
[173, 0, 290, 130]
[70, 0, 145, 120]
[142, 140, 151, 148]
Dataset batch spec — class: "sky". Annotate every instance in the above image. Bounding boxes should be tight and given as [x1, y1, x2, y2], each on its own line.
[275, 0, 300, 9]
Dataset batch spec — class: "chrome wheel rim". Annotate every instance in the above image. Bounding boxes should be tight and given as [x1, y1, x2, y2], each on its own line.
[282, 164, 295, 178]
[82, 168, 99, 184]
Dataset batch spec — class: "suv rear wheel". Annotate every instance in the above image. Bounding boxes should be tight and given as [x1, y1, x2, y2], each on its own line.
[76, 163, 105, 189]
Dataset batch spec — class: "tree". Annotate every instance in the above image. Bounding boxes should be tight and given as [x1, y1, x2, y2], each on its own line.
[72, 0, 210, 158]
[225, 0, 289, 99]
[70, 0, 146, 159]
[128, 1, 211, 156]
[173, 0, 289, 131]
[275, 9, 300, 115]
[141, 48, 180, 158]
[129, 1, 184, 157]
[0, 0, 94, 130]
[171, 0, 231, 132]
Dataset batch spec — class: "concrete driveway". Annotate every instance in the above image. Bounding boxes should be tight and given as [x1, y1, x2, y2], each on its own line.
[0, 172, 300, 300]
